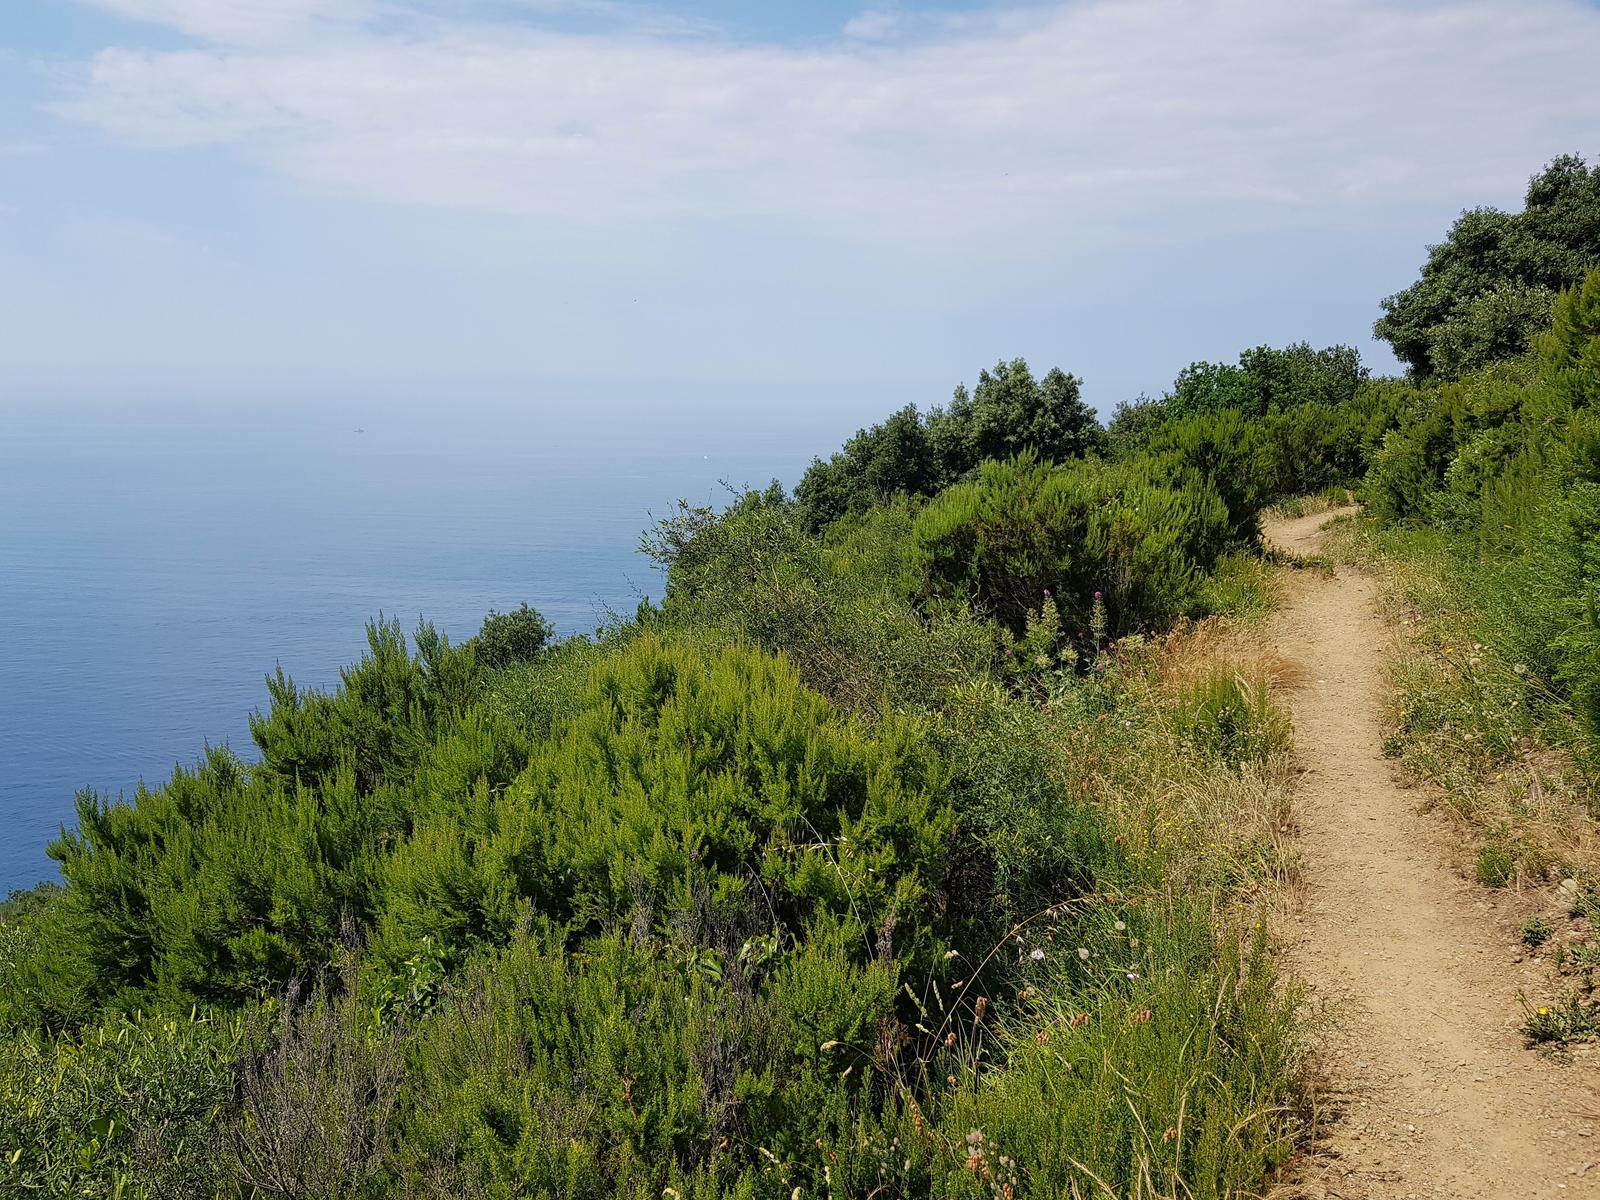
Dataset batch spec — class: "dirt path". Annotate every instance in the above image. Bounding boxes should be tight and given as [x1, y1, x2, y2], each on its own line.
[1266, 509, 1600, 1198]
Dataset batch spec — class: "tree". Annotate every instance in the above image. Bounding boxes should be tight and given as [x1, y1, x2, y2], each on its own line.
[795, 359, 1104, 529]
[1376, 154, 1600, 379]
[957, 359, 1103, 467]
[1166, 343, 1367, 421]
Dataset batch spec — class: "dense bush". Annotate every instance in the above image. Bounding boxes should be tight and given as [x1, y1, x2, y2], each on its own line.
[910, 453, 1230, 642]
[474, 602, 554, 669]
[25, 621, 521, 1020]
[374, 634, 957, 972]
[0, 1009, 245, 1199]
[644, 486, 992, 713]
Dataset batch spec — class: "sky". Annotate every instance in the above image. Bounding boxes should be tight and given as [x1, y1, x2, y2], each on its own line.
[2, 0, 1599, 449]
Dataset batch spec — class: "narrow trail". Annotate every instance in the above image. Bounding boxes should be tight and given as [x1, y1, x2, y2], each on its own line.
[1265, 510, 1600, 1199]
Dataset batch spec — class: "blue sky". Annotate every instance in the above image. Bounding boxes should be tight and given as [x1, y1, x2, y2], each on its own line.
[3, 0, 1599, 449]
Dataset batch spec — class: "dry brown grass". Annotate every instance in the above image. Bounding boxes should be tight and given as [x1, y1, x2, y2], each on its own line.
[1155, 616, 1308, 694]
[1078, 617, 1305, 920]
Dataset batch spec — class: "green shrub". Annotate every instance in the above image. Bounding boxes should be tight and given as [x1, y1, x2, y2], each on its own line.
[1476, 842, 1515, 888]
[375, 634, 957, 973]
[645, 488, 992, 714]
[32, 621, 519, 1015]
[1521, 915, 1554, 948]
[934, 682, 1122, 928]
[474, 603, 554, 669]
[0, 1009, 246, 1199]
[910, 454, 1229, 642]
[393, 919, 901, 1199]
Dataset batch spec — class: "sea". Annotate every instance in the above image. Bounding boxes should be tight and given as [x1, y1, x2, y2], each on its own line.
[0, 409, 813, 892]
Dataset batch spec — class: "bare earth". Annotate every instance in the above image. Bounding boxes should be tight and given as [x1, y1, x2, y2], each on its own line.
[1265, 510, 1600, 1198]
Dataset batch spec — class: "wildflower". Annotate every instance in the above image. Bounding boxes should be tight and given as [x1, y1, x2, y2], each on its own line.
[1161, 1127, 1177, 1143]
[965, 1131, 985, 1146]
[944, 949, 960, 959]
[1094, 591, 1103, 600]
[1126, 971, 1140, 981]
[1538, 1006, 1550, 1016]
[1077, 947, 1091, 961]
[947, 1074, 958, 1085]
[944, 1032, 956, 1048]
[1114, 920, 1126, 932]
[1030, 948, 1046, 961]
[1034, 1028, 1051, 1045]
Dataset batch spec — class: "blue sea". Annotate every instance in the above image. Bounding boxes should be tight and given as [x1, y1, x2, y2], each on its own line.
[0, 411, 810, 892]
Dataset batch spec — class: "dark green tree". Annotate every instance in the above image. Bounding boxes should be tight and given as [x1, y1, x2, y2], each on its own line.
[1376, 154, 1600, 379]
[1166, 343, 1367, 421]
[796, 359, 1104, 529]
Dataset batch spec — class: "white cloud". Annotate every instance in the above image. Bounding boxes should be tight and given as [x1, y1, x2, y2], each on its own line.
[53, 0, 1600, 246]
[78, 0, 377, 46]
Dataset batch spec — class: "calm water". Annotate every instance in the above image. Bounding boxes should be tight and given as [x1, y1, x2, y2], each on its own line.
[0, 419, 808, 892]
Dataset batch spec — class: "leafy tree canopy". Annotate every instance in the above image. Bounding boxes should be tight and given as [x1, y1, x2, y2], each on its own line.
[1166, 343, 1368, 422]
[1375, 154, 1600, 379]
[795, 358, 1103, 529]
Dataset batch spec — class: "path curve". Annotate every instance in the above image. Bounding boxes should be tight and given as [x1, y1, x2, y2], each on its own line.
[1267, 509, 1600, 1198]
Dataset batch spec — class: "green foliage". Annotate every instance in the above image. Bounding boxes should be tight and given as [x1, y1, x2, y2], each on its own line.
[1376, 154, 1600, 379]
[1521, 915, 1554, 948]
[910, 453, 1229, 641]
[1167, 342, 1368, 421]
[933, 683, 1121, 926]
[1364, 269, 1600, 739]
[393, 920, 902, 1199]
[1103, 393, 1165, 459]
[1523, 995, 1600, 1045]
[375, 634, 957, 972]
[474, 603, 554, 670]
[33, 621, 516, 1018]
[0, 1009, 245, 1199]
[644, 487, 992, 714]
[1475, 842, 1515, 888]
[795, 359, 1103, 529]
